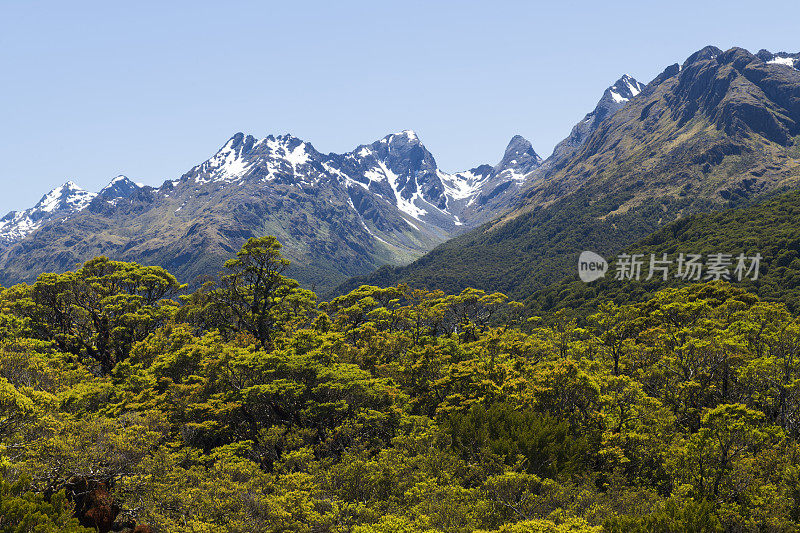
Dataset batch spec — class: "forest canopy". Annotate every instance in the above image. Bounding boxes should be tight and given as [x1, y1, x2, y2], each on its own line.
[2, 236, 800, 532]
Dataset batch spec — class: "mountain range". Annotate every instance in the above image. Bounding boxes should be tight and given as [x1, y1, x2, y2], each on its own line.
[0, 65, 656, 291]
[0, 129, 544, 290]
[3, 46, 798, 303]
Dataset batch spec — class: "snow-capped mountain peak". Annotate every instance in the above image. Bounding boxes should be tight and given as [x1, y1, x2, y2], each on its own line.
[182, 132, 323, 185]
[35, 181, 96, 213]
[188, 133, 259, 184]
[494, 135, 543, 181]
[382, 130, 420, 144]
[607, 74, 644, 104]
[0, 181, 97, 244]
[549, 73, 646, 164]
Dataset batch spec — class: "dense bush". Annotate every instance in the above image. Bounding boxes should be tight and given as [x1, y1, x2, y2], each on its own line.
[2, 237, 800, 531]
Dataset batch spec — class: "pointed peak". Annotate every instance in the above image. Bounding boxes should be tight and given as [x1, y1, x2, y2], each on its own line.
[684, 45, 724, 66]
[615, 73, 643, 89]
[62, 180, 83, 190]
[220, 132, 259, 152]
[99, 175, 140, 199]
[41, 181, 87, 198]
[34, 180, 95, 213]
[606, 74, 644, 103]
[108, 175, 133, 185]
[504, 135, 534, 155]
[495, 135, 542, 176]
[228, 131, 246, 142]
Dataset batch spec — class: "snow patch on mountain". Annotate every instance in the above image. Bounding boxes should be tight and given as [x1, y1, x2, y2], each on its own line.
[608, 75, 643, 104]
[756, 49, 800, 71]
[261, 136, 311, 175]
[438, 169, 489, 201]
[767, 55, 799, 70]
[0, 182, 96, 244]
[192, 135, 255, 183]
[768, 56, 795, 67]
[371, 160, 428, 220]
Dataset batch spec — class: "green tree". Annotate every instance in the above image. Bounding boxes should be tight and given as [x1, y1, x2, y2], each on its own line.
[4, 257, 183, 374]
[213, 236, 317, 350]
[669, 404, 780, 501]
[0, 472, 92, 533]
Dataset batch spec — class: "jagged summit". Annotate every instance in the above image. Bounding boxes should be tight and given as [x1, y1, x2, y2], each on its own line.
[168, 129, 542, 230]
[383, 129, 419, 142]
[680, 46, 800, 72]
[607, 74, 643, 103]
[495, 135, 542, 178]
[34, 181, 95, 213]
[0, 181, 96, 244]
[684, 45, 724, 66]
[0, 128, 545, 290]
[757, 49, 800, 70]
[549, 73, 646, 164]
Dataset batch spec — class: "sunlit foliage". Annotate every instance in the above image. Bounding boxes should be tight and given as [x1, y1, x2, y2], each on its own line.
[2, 237, 800, 531]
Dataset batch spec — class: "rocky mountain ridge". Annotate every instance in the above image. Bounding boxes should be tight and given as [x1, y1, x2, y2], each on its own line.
[0, 130, 542, 289]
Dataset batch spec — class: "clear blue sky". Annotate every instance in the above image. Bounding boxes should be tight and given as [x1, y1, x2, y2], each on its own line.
[2, 0, 798, 215]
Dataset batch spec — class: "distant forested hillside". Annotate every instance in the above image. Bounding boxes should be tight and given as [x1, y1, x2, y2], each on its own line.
[530, 189, 800, 318]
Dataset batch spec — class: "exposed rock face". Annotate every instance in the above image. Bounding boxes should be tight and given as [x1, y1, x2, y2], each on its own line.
[549, 74, 646, 165]
[756, 49, 800, 71]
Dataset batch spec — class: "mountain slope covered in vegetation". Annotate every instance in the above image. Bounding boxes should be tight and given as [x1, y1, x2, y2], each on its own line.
[530, 188, 800, 317]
